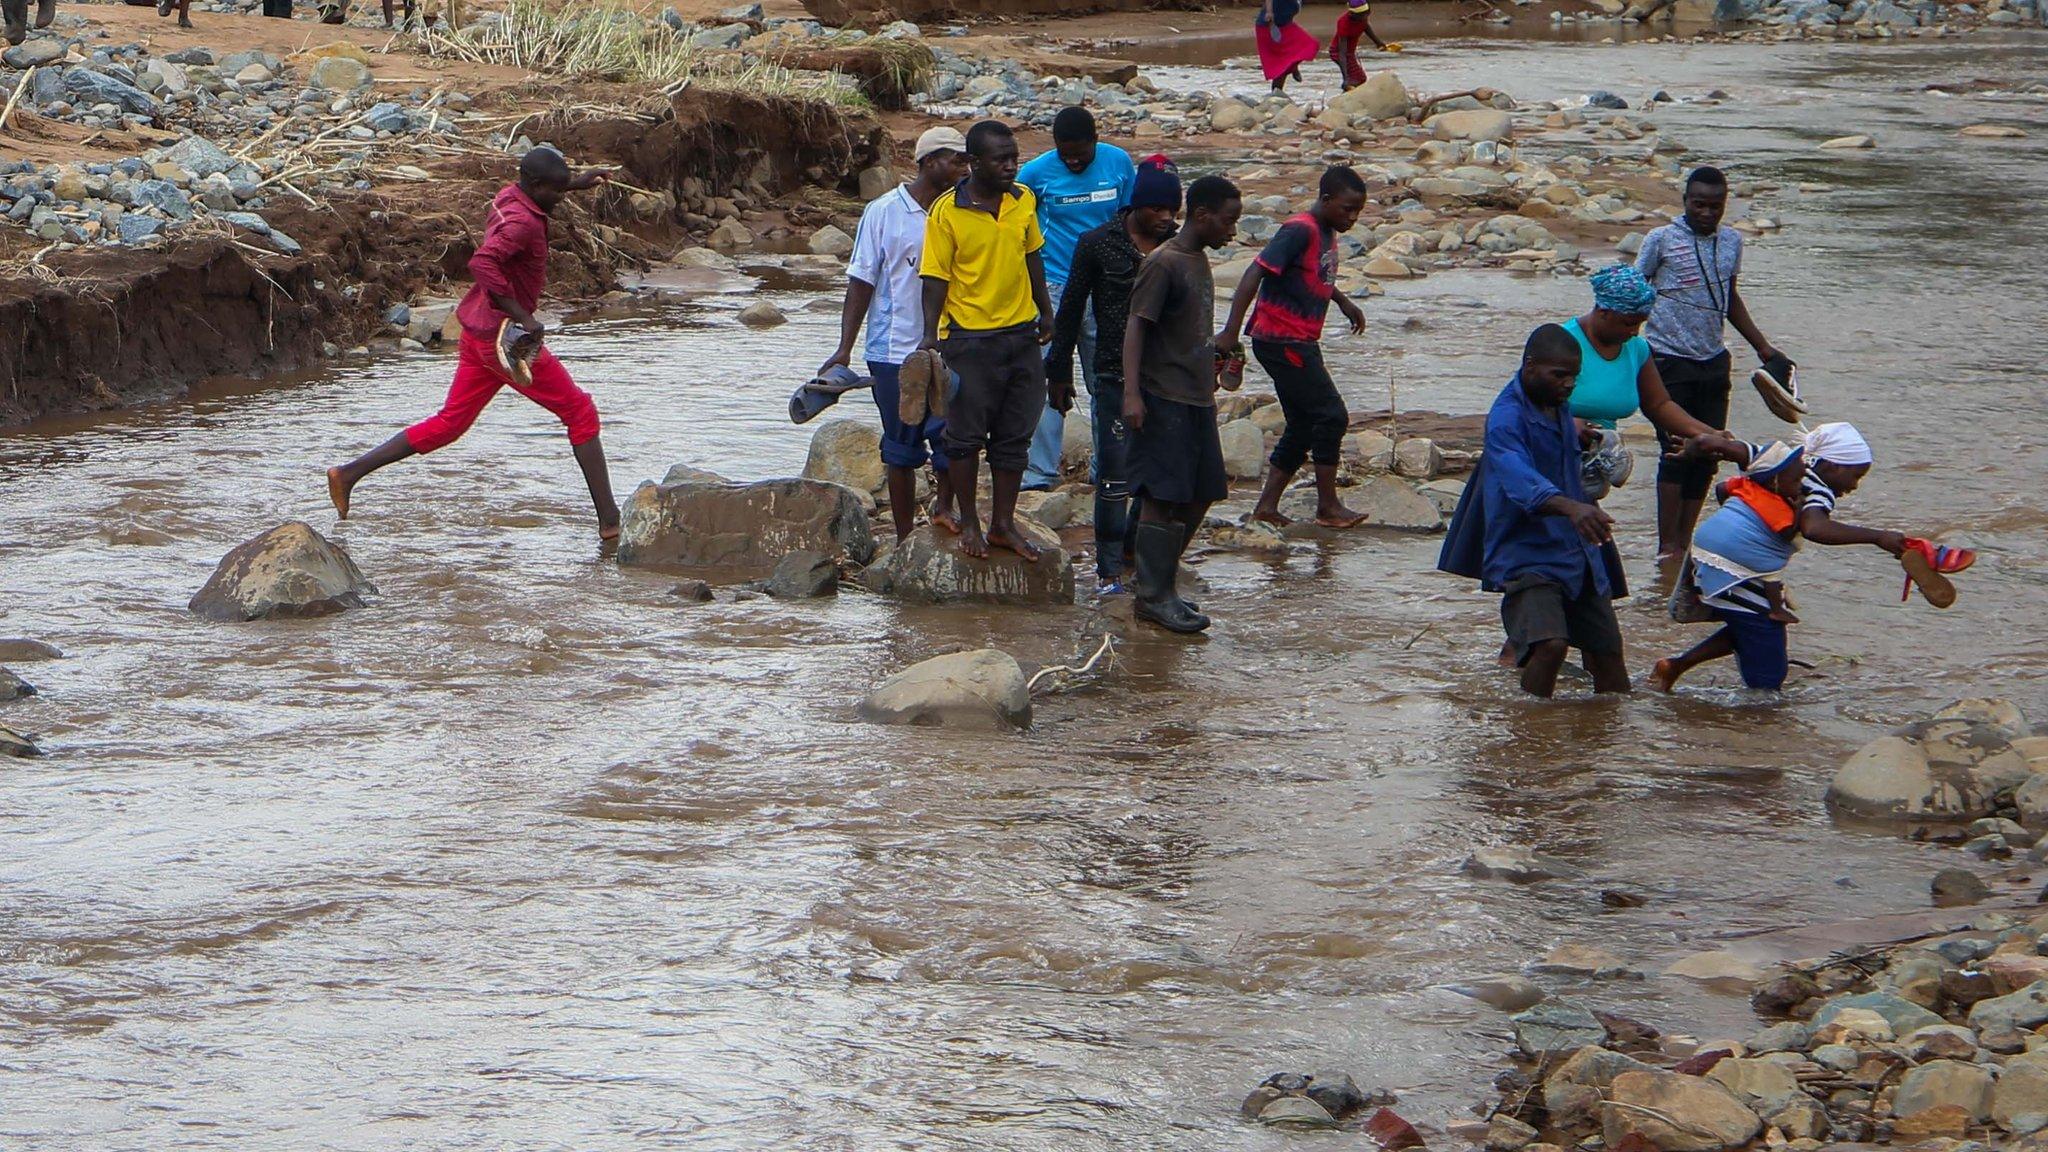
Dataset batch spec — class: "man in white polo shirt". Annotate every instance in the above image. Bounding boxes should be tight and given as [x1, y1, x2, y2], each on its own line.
[822, 127, 969, 540]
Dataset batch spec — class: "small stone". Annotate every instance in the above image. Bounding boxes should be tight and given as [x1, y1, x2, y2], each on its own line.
[1960, 123, 2028, 138]
[806, 224, 853, 257]
[3, 40, 64, 69]
[234, 63, 274, 84]
[738, 300, 787, 328]
[0, 667, 35, 701]
[1485, 1114, 1538, 1151]
[0, 724, 41, 759]
[669, 579, 715, 602]
[309, 57, 371, 92]
[1305, 1071, 1369, 1120]
[1933, 867, 1991, 906]
[1818, 134, 1877, 149]
[1392, 437, 1442, 479]
[1364, 1107, 1425, 1150]
[1810, 1043, 1859, 1071]
[1905, 1024, 1979, 1062]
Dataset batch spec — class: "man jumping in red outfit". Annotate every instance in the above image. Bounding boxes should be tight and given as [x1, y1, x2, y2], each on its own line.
[326, 147, 622, 539]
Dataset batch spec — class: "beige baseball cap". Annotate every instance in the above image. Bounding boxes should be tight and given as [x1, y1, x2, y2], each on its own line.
[914, 126, 967, 162]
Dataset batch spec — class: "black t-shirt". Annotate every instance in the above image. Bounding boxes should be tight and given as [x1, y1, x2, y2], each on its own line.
[1129, 242, 1217, 407]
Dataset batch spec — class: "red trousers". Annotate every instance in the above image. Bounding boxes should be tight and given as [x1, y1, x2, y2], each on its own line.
[405, 331, 601, 453]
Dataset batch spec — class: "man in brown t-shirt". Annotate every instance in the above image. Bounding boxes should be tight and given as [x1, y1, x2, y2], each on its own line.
[1120, 173, 1243, 634]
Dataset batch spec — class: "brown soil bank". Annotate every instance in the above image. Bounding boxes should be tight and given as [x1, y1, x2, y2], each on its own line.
[0, 89, 878, 427]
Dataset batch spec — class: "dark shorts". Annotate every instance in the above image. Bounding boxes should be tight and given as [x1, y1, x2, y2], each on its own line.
[1713, 608, 1789, 691]
[942, 326, 1047, 473]
[1128, 391, 1229, 508]
[1500, 573, 1624, 666]
[1252, 339, 1348, 471]
[867, 360, 948, 471]
[1653, 351, 1733, 498]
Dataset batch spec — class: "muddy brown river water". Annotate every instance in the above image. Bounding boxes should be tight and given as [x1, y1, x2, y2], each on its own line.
[3, 31, 2046, 1152]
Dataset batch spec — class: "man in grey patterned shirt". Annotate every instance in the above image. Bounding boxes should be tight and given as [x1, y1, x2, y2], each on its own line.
[1635, 165, 1788, 562]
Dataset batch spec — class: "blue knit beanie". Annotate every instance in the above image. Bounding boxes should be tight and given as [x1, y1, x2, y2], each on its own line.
[1131, 154, 1181, 211]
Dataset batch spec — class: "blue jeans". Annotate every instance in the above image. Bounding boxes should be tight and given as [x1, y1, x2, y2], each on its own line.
[1713, 608, 1788, 691]
[1026, 280, 1095, 490]
[867, 360, 947, 471]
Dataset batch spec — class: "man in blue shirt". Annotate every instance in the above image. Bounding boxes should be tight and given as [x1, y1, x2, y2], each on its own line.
[1018, 106, 1136, 490]
[1439, 324, 1631, 698]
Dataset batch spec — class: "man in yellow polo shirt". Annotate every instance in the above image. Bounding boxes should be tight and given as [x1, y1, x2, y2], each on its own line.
[919, 119, 1057, 563]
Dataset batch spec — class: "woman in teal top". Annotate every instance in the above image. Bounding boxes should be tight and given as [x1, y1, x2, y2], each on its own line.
[1566, 265, 1723, 441]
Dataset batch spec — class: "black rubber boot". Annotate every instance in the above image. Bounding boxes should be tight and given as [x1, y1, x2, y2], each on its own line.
[33, 0, 51, 28]
[1094, 491, 1128, 588]
[3, 0, 28, 45]
[1132, 521, 1210, 634]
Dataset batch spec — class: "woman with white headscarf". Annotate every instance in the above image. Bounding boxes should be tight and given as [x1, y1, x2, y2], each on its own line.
[1654, 421, 1976, 692]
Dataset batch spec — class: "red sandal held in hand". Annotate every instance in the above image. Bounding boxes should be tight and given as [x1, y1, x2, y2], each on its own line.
[1900, 538, 1975, 608]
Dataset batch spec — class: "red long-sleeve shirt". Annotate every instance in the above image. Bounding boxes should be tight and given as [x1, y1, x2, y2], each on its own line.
[455, 184, 550, 338]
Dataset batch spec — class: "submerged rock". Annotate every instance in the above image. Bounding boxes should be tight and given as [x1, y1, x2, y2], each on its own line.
[1447, 973, 1545, 1012]
[1825, 718, 2032, 821]
[1257, 1095, 1336, 1127]
[0, 639, 61, 662]
[618, 477, 876, 578]
[861, 521, 1073, 605]
[188, 522, 375, 621]
[0, 723, 41, 758]
[0, 667, 35, 701]
[1511, 1000, 1606, 1058]
[856, 649, 1031, 730]
[1463, 845, 1584, 882]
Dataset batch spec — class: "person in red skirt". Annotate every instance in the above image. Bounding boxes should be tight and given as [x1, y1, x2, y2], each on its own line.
[326, 147, 622, 540]
[1255, 0, 1319, 93]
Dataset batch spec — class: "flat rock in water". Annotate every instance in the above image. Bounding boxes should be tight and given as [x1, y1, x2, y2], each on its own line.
[1, 724, 41, 758]
[1257, 1094, 1336, 1128]
[1666, 950, 1770, 987]
[1531, 943, 1636, 979]
[856, 649, 1030, 730]
[188, 522, 375, 621]
[861, 520, 1074, 606]
[0, 667, 35, 701]
[1813, 990, 1945, 1035]
[0, 639, 61, 662]
[1604, 1070, 1760, 1152]
[1446, 973, 1545, 1012]
[669, 579, 715, 602]
[617, 477, 876, 578]
[1818, 134, 1877, 149]
[1960, 124, 2028, 139]
[1511, 1000, 1606, 1058]
[1463, 845, 1583, 882]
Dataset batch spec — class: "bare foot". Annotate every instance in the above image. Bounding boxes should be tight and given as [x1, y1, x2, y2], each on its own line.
[959, 525, 990, 559]
[1647, 658, 1681, 694]
[930, 507, 962, 536]
[1251, 507, 1293, 528]
[598, 521, 621, 541]
[1497, 640, 1517, 669]
[1315, 505, 1369, 530]
[986, 523, 1042, 563]
[326, 466, 353, 519]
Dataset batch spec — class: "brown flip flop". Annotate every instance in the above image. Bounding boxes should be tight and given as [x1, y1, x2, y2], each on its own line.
[1900, 547, 1956, 609]
[1315, 512, 1370, 530]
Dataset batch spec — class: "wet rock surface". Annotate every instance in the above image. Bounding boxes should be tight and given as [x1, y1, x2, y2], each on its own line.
[856, 648, 1030, 730]
[188, 521, 375, 621]
[861, 520, 1074, 606]
[618, 477, 877, 578]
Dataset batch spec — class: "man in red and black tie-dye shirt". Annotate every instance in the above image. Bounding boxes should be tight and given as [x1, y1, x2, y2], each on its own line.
[1217, 165, 1371, 529]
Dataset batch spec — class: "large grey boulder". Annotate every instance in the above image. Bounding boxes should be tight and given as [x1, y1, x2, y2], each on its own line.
[617, 477, 875, 577]
[1893, 1059, 1993, 1123]
[1326, 70, 1411, 122]
[857, 649, 1031, 730]
[862, 521, 1074, 605]
[188, 522, 375, 621]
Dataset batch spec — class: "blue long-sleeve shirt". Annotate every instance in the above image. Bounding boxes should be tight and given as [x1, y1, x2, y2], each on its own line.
[1438, 375, 1611, 597]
